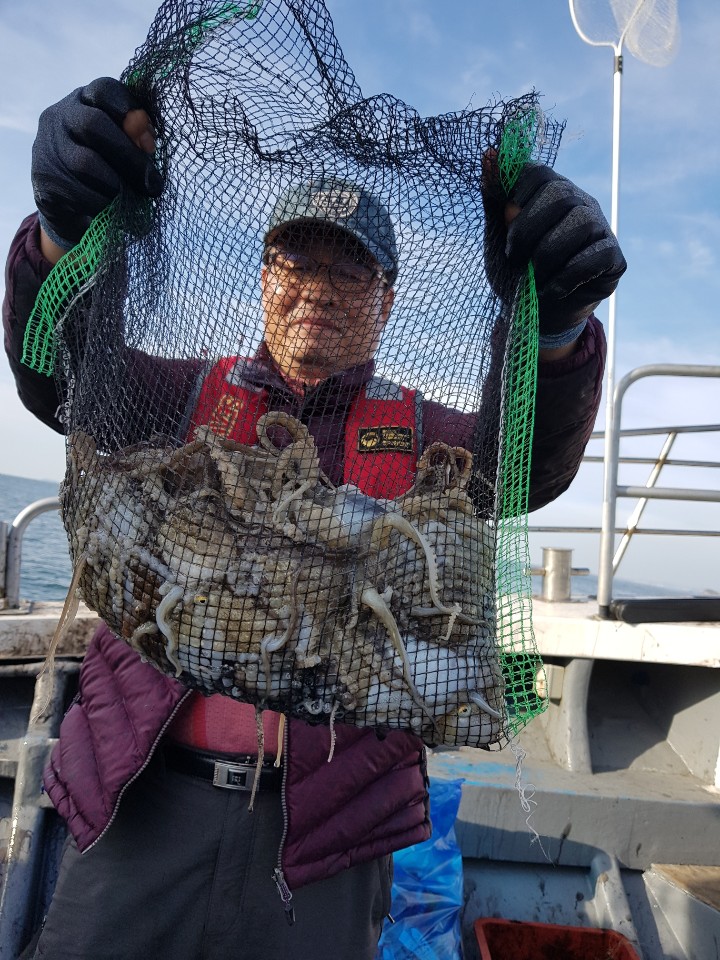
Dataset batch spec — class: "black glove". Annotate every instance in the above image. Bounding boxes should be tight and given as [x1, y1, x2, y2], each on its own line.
[31, 77, 163, 249]
[505, 164, 626, 339]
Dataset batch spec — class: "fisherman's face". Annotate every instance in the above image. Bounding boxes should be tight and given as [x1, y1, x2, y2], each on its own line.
[261, 225, 394, 385]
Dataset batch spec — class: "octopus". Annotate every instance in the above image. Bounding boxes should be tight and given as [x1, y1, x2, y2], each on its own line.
[61, 413, 506, 747]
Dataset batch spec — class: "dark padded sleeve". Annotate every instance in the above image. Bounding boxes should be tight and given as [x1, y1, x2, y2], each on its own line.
[3, 213, 203, 444]
[3, 214, 63, 431]
[422, 316, 605, 516]
[528, 316, 605, 511]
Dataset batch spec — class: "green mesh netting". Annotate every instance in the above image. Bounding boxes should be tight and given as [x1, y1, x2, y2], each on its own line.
[497, 264, 542, 735]
[496, 111, 544, 736]
[23, 0, 560, 748]
[23, 204, 119, 377]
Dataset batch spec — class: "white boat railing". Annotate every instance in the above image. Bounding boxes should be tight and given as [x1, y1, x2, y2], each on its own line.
[0, 499, 61, 611]
[596, 364, 720, 616]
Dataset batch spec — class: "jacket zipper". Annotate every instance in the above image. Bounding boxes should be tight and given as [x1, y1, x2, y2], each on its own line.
[272, 717, 295, 924]
[82, 688, 193, 853]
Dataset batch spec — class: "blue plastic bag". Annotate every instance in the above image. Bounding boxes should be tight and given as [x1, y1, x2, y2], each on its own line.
[376, 777, 464, 960]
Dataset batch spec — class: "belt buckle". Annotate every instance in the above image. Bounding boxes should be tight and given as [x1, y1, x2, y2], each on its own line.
[212, 760, 252, 791]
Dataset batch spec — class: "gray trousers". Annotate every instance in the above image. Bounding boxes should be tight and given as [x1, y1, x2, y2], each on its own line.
[33, 751, 392, 960]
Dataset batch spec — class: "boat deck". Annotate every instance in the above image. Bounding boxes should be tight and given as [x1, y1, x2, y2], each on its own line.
[2, 598, 720, 959]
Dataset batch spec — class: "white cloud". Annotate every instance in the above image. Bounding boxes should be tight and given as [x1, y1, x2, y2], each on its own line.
[630, 231, 718, 282]
[404, 9, 441, 46]
[682, 236, 716, 277]
[0, 115, 37, 135]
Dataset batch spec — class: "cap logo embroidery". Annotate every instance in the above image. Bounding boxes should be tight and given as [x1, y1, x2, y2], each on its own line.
[311, 187, 360, 220]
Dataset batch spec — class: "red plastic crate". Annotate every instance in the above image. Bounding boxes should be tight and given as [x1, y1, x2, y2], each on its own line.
[474, 918, 641, 960]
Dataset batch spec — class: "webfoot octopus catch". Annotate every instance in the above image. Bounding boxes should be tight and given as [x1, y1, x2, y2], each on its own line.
[61, 413, 506, 746]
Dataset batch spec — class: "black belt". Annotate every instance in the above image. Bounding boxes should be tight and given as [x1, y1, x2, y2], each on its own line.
[164, 742, 283, 792]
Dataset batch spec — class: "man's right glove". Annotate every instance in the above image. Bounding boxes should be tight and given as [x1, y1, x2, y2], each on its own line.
[31, 77, 163, 250]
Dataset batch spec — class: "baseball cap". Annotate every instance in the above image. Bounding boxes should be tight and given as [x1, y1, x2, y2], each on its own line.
[265, 178, 398, 284]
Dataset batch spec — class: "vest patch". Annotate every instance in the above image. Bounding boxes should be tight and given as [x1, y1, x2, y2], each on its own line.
[209, 395, 244, 437]
[357, 426, 414, 453]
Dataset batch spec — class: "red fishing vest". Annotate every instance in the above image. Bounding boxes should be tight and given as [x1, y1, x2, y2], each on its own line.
[168, 355, 421, 752]
[191, 355, 421, 498]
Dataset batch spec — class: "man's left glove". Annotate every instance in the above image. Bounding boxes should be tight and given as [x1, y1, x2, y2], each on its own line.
[506, 164, 627, 347]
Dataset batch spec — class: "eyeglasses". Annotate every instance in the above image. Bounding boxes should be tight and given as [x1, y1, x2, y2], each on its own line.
[265, 250, 386, 294]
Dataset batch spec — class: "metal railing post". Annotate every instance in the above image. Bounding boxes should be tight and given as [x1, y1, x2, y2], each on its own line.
[0, 521, 8, 606]
[4, 499, 61, 609]
[597, 381, 623, 617]
[0, 664, 78, 960]
[532, 548, 590, 602]
[597, 364, 720, 618]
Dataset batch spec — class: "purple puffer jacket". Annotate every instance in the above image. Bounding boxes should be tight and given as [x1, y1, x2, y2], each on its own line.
[45, 624, 429, 888]
[4, 214, 606, 888]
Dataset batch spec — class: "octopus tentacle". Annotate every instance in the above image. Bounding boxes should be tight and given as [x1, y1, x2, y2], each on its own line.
[260, 578, 300, 697]
[410, 605, 489, 627]
[274, 714, 286, 768]
[272, 439, 320, 497]
[248, 705, 265, 812]
[370, 512, 477, 624]
[32, 553, 88, 722]
[360, 586, 440, 737]
[469, 689, 503, 719]
[327, 700, 340, 763]
[439, 608, 459, 645]
[128, 620, 159, 656]
[155, 584, 184, 677]
[272, 478, 315, 526]
[256, 411, 312, 451]
[256, 412, 333, 487]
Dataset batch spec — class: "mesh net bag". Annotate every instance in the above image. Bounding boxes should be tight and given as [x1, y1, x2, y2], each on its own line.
[24, 0, 565, 749]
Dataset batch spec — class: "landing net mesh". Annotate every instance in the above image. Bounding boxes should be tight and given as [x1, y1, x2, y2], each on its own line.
[23, 0, 565, 747]
[570, 0, 679, 67]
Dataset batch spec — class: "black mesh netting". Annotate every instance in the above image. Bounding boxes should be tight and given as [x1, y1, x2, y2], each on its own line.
[27, 0, 565, 748]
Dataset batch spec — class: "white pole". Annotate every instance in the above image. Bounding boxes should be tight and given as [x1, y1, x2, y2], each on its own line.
[569, 0, 676, 612]
[597, 45, 623, 614]
[568, 0, 641, 613]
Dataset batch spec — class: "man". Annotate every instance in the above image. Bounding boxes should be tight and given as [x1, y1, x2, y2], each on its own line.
[4, 78, 624, 959]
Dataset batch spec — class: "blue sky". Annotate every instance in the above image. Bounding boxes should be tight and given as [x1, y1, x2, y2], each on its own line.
[1, 0, 718, 591]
